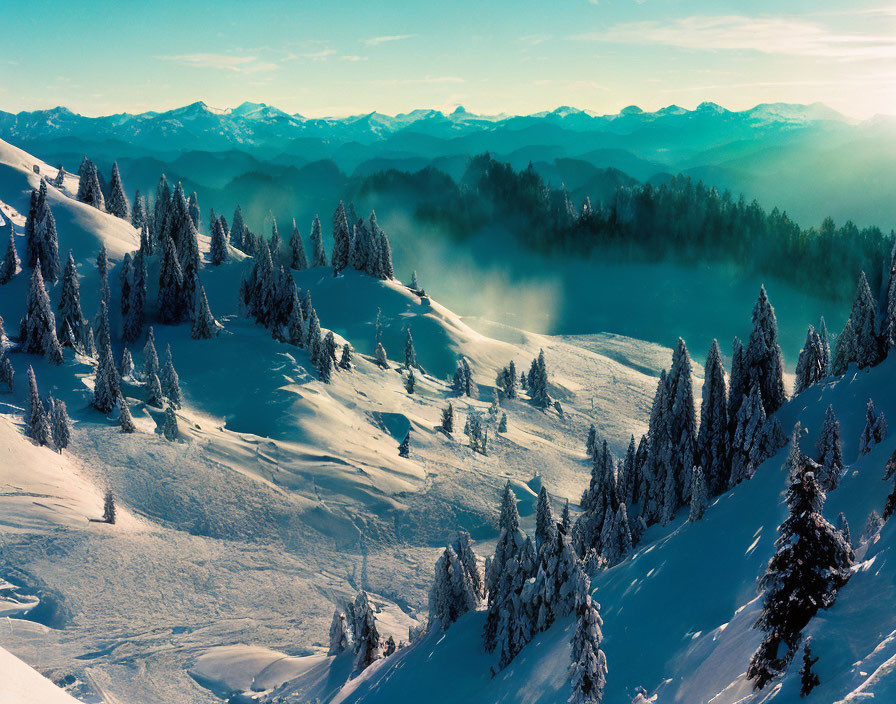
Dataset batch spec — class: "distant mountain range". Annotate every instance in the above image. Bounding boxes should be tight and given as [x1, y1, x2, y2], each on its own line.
[3, 101, 895, 229]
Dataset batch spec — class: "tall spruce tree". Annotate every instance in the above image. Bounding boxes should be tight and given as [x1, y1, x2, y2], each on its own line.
[289, 219, 308, 270]
[815, 405, 843, 491]
[0, 222, 18, 284]
[404, 327, 417, 368]
[161, 345, 183, 409]
[744, 286, 786, 416]
[26, 366, 50, 445]
[310, 214, 327, 267]
[57, 251, 84, 343]
[794, 325, 827, 394]
[49, 396, 71, 451]
[191, 281, 218, 339]
[747, 456, 854, 689]
[210, 215, 228, 265]
[331, 202, 350, 273]
[569, 577, 607, 704]
[123, 251, 146, 344]
[92, 301, 120, 413]
[106, 162, 130, 220]
[19, 264, 64, 364]
[77, 159, 105, 211]
[158, 236, 186, 324]
[131, 189, 147, 231]
[698, 339, 730, 495]
[666, 338, 697, 510]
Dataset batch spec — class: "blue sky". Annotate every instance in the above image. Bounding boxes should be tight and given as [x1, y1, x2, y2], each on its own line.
[2, 0, 895, 118]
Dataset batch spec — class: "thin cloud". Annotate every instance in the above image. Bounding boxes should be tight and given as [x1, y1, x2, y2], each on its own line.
[575, 14, 896, 60]
[363, 34, 416, 47]
[160, 53, 280, 73]
[369, 76, 465, 87]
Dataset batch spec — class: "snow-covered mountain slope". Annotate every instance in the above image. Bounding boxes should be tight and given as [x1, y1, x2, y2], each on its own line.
[0, 138, 663, 703]
[276, 356, 895, 704]
[0, 647, 85, 704]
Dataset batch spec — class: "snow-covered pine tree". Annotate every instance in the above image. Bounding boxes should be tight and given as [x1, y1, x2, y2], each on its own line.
[747, 458, 854, 689]
[0, 222, 18, 284]
[729, 386, 767, 487]
[349, 220, 369, 272]
[119, 253, 132, 320]
[440, 402, 454, 433]
[405, 367, 416, 393]
[160, 406, 178, 441]
[376, 218, 394, 279]
[285, 284, 304, 347]
[210, 215, 228, 265]
[863, 510, 884, 543]
[95, 244, 111, 309]
[57, 251, 84, 344]
[428, 542, 480, 630]
[818, 316, 832, 373]
[744, 285, 787, 416]
[317, 343, 333, 382]
[132, 189, 147, 232]
[575, 440, 617, 555]
[331, 202, 350, 273]
[28, 182, 62, 282]
[0, 351, 13, 392]
[398, 431, 410, 457]
[858, 398, 887, 456]
[26, 366, 50, 446]
[530, 349, 550, 408]
[120, 347, 134, 379]
[146, 372, 163, 407]
[49, 396, 71, 451]
[92, 301, 120, 413]
[586, 424, 597, 457]
[191, 282, 218, 339]
[689, 466, 707, 522]
[227, 205, 244, 252]
[123, 252, 146, 344]
[831, 318, 856, 376]
[498, 412, 508, 433]
[118, 394, 136, 433]
[103, 490, 116, 524]
[305, 308, 322, 362]
[53, 165, 65, 188]
[793, 325, 826, 394]
[815, 405, 843, 491]
[799, 637, 820, 696]
[161, 345, 183, 409]
[452, 357, 474, 397]
[306, 214, 325, 267]
[727, 336, 747, 439]
[484, 481, 527, 648]
[106, 162, 130, 220]
[158, 235, 186, 324]
[288, 219, 308, 270]
[19, 264, 64, 364]
[188, 192, 200, 232]
[569, 577, 607, 704]
[848, 271, 881, 369]
[329, 608, 351, 655]
[404, 327, 417, 369]
[641, 371, 671, 526]
[375, 342, 389, 370]
[666, 338, 697, 510]
[338, 343, 352, 370]
[535, 486, 554, 549]
[269, 214, 281, 262]
[142, 327, 160, 380]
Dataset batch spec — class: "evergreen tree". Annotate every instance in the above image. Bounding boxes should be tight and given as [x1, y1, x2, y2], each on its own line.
[569, 578, 607, 704]
[350, 220, 369, 272]
[92, 301, 120, 413]
[799, 637, 820, 697]
[146, 372, 163, 407]
[404, 327, 417, 368]
[428, 532, 482, 630]
[410, 270, 420, 292]
[305, 308, 322, 362]
[309, 214, 327, 267]
[0, 351, 13, 392]
[405, 367, 416, 393]
[49, 396, 71, 451]
[289, 219, 308, 270]
[210, 215, 228, 265]
[794, 325, 826, 394]
[338, 343, 353, 370]
[747, 459, 854, 689]
[143, 327, 159, 380]
[328, 609, 350, 655]
[440, 402, 454, 433]
[398, 431, 410, 457]
[375, 342, 389, 370]
[727, 336, 747, 440]
[118, 394, 136, 433]
[269, 214, 281, 261]
[848, 271, 881, 369]
[161, 345, 183, 408]
[818, 317, 832, 374]
[19, 264, 64, 364]
[575, 440, 617, 555]
[0, 223, 18, 284]
[530, 349, 550, 408]
[452, 357, 474, 397]
[535, 486, 554, 549]
[120, 347, 134, 378]
[286, 284, 305, 347]
[688, 466, 707, 522]
[131, 189, 147, 231]
[561, 498, 571, 533]
[729, 387, 767, 487]
[229, 205, 245, 252]
[831, 318, 856, 376]
[106, 162, 130, 220]
[666, 338, 697, 510]
[26, 366, 50, 446]
[815, 405, 843, 491]
[77, 159, 105, 210]
[187, 192, 200, 231]
[191, 282, 218, 339]
[103, 490, 116, 524]
[27, 182, 61, 281]
[119, 253, 132, 319]
[858, 398, 887, 456]
[317, 342, 333, 382]
[498, 412, 508, 433]
[585, 424, 597, 457]
[158, 236, 186, 324]
[57, 251, 84, 343]
[96, 244, 110, 307]
[331, 202, 350, 272]
[697, 341, 730, 496]
[160, 406, 179, 441]
[744, 286, 787, 416]
[123, 251, 146, 344]
[862, 510, 884, 543]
